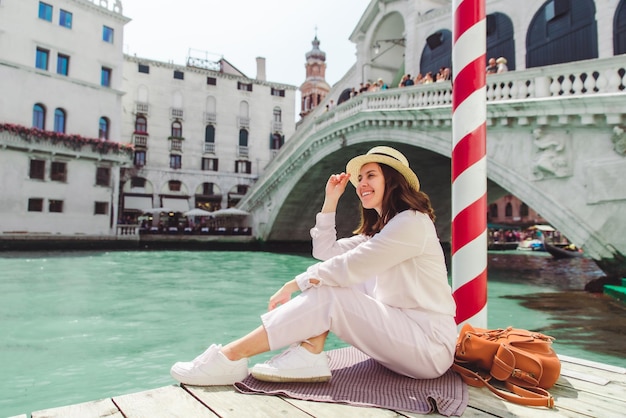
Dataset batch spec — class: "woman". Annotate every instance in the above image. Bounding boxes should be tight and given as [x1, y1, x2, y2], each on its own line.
[170, 146, 457, 385]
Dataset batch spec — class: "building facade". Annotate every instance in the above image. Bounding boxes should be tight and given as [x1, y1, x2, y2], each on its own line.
[0, 0, 132, 236]
[120, 54, 297, 224]
[0, 0, 297, 238]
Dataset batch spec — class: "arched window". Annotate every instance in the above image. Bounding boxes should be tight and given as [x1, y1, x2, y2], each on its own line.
[53, 108, 66, 133]
[505, 202, 513, 217]
[99, 117, 110, 140]
[419, 29, 452, 77]
[526, 0, 598, 68]
[135, 115, 147, 133]
[171, 121, 182, 138]
[520, 202, 529, 217]
[33, 103, 46, 130]
[615, 0, 626, 54]
[489, 203, 499, 218]
[239, 129, 248, 147]
[205, 125, 215, 143]
[486, 12, 516, 71]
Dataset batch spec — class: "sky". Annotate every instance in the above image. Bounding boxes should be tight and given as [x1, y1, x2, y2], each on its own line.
[121, 0, 372, 89]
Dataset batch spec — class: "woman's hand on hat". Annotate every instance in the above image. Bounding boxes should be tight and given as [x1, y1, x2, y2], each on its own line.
[322, 173, 350, 213]
[325, 173, 350, 199]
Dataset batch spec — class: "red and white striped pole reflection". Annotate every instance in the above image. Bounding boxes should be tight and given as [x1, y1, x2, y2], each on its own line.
[451, 0, 488, 328]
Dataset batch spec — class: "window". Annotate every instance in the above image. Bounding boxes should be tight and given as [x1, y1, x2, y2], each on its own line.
[239, 129, 248, 147]
[32, 103, 46, 129]
[59, 9, 72, 28]
[270, 133, 283, 150]
[103, 26, 114, 43]
[489, 203, 498, 218]
[130, 177, 146, 188]
[207, 77, 217, 85]
[57, 54, 69, 76]
[95, 167, 111, 186]
[135, 115, 147, 133]
[202, 183, 215, 195]
[50, 161, 67, 182]
[170, 154, 182, 169]
[271, 87, 285, 97]
[94, 201, 108, 215]
[171, 121, 182, 138]
[99, 117, 109, 140]
[168, 180, 182, 192]
[38, 2, 52, 21]
[53, 108, 66, 133]
[36, 47, 49, 70]
[205, 125, 215, 143]
[237, 82, 253, 92]
[173, 70, 184, 80]
[49, 199, 64, 213]
[505, 202, 513, 217]
[134, 150, 146, 167]
[28, 198, 44, 212]
[201, 157, 218, 171]
[138, 63, 150, 73]
[273, 107, 282, 122]
[520, 203, 529, 217]
[29, 159, 46, 180]
[101, 67, 112, 87]
[235, 160, 251, 174]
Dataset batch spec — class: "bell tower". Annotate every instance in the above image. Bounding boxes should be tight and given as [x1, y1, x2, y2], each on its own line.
[299, 33, 331, 118]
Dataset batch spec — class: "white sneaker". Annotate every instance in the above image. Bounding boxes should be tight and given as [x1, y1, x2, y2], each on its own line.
[251, 343, 332, 383]
[170, 344, 249, 386]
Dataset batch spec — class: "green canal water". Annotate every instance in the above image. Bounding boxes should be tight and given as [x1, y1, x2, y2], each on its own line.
[0, 250, 624, 416]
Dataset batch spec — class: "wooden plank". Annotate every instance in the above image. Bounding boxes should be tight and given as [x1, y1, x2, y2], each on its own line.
[557, 362, 626, 385]
[283, 397, 402, 417]
[31, 398, 123, 418]
[558, 355, 626, 374]
[184, 385, 312, 417]
[463, 386, 591, 418]
[113, 385, 217, 417]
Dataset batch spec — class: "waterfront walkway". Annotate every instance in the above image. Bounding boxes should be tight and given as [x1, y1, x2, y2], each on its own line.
[16, 353, 626, 418]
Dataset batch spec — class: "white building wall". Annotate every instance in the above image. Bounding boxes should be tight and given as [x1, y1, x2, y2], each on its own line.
[121, 56, 297, 211]
[0, 0, 131, 237]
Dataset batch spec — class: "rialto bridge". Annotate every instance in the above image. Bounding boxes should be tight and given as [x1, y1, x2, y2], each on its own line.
[238, 55, 626, 278]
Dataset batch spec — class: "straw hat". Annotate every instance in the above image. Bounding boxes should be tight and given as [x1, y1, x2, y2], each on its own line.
[496, 57, 507, 64]
[346, 146, 420, 192]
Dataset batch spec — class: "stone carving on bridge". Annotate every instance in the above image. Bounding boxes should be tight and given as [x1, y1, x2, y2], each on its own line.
[531, 128, 571, 180]
[611, 126, 626, 156]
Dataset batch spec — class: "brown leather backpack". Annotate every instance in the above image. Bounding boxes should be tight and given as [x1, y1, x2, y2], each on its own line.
[452, 323, 561, 408]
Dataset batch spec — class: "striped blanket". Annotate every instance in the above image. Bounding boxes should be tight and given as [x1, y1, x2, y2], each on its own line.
[235, 346, 467, 416]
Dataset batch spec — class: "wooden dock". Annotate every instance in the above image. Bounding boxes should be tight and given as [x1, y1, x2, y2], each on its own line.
[12, 355, 625, 418]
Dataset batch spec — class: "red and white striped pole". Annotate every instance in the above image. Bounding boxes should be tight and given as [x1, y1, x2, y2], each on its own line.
[451, 0, 488, 328]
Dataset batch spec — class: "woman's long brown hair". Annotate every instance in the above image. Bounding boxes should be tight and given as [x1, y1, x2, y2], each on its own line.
[353, 164, 436, 237]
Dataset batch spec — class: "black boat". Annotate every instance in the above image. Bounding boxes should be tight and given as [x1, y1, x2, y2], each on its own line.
[545, 244, 584, 259]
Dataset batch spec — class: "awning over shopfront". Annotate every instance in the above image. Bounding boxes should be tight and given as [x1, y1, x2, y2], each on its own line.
[161, 197, 190, 213]
[124, 196, 153, 211]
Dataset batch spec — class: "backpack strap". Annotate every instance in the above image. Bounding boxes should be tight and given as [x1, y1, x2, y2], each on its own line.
[452, 363, 555, 408]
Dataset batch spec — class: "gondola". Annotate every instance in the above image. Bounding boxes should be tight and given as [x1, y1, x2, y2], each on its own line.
[545, 244, 584, 259]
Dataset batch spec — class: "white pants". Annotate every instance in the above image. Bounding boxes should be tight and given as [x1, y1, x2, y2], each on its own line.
[261, 285, 457, 379]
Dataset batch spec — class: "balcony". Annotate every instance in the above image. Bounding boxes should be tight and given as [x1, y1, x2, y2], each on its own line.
[238, 145, 249, 158]
[204, 112, 217, 124]
[272, 121, 283, 132]
[135, 102, 149, 115]
[170, 107, 184, 120]
[169, 138, 183, 151]
[204, 142, 216, 153]
[133, 134, 148, 148]
[238, 117, 250, 128]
